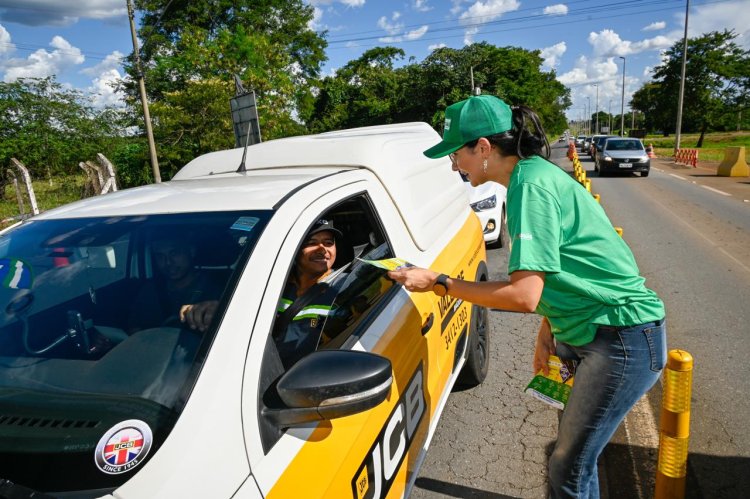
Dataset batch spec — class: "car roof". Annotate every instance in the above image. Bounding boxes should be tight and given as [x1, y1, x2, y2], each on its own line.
[33, 122, 467, 251]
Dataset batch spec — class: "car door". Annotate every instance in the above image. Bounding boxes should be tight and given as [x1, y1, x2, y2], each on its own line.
[241, 179, 441, 499]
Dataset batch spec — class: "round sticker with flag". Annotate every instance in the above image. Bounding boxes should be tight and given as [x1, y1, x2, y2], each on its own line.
[94, 420, 153, 475]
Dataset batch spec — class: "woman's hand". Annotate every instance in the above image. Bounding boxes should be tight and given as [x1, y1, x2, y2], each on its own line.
[180, 300, 219, 332]
[387, 267, 439, 293]
[533, 317, 555, 375]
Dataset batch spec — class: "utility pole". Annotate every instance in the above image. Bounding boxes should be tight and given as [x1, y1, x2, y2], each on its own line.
[619, 56, 626, 136]
[608, 99, 613, 131]
[127, 0, 161, 183]
[674, 0, 690, 153]
[586, 97, 591, 135]
[594, 84, 599, 134]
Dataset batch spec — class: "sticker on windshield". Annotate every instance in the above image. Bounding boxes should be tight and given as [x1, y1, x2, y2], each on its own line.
[230, 216, 259, 232]
[0, 258, 33, 289]
[94, 419, 153, 475]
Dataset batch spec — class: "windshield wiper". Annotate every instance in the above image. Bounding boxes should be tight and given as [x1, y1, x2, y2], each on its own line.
[0, 478, 55, 499]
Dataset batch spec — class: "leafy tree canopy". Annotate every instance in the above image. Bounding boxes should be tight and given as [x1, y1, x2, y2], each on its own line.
[0, 77, 122, 180]
[631, 30, 749, 139]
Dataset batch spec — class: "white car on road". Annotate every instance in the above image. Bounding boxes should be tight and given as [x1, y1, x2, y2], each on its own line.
[463, 176, 508, 248]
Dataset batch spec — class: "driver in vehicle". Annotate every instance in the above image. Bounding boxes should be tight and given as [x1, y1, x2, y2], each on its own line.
[274, 219, 346, 368]
[128, 233, 223, 333]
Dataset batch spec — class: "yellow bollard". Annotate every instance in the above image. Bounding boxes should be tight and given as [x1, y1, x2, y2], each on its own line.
[655, 350, 693, 499]
[614, 226, 623, 237]
[594, 193, 600, 203]
[585, 179, 591, 192]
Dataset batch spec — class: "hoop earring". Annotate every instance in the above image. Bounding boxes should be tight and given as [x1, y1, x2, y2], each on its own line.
[483, 159, 488, 173]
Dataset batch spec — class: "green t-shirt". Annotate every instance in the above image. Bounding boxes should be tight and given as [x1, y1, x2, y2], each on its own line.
[506, 155, 664, 346]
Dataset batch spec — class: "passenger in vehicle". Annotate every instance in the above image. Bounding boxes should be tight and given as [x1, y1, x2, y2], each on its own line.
[274, 219, 347, 368]
[128, 233, 223, 333]
[389, 94, 666, 499]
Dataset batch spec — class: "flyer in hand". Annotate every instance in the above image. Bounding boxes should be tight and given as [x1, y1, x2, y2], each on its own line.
[524, 355, 576, 410]
[357, 257, 412, 271]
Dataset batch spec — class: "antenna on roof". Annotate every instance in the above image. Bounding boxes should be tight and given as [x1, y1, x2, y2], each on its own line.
[230, 76, 261, 173]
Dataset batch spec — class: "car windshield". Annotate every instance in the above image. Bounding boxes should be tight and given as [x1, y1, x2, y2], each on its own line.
[0, 211, 270, 492]
[605, 139, 644, 151]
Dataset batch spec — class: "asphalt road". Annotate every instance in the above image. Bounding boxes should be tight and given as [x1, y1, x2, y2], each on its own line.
[412, 143, 750, 498]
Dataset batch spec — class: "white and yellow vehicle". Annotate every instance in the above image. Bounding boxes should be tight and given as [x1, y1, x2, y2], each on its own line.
[0, 123, 489, 498]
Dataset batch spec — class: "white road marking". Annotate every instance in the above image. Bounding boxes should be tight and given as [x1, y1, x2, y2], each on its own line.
[700, 185, 731, 196]
[669, 173, 686, 181]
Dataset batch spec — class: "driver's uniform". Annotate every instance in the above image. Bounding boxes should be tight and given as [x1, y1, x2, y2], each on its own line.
[275, 281, 340, 367]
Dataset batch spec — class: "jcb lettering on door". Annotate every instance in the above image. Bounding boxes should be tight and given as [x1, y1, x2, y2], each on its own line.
[351, 363, 425, 499]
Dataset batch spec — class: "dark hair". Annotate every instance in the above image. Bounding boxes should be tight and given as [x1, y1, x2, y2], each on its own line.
[465, 105, 550, 159]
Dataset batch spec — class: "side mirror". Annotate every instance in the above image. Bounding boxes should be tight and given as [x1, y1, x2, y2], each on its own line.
[262, 350, 392, 427]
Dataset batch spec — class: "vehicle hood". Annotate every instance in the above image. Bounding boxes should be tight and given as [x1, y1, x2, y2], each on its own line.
[463, 181, 506, 203]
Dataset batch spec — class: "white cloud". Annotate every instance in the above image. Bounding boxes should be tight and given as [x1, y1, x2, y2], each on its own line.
[428, 43, 447, 51]
[684, 0, 750, 48]
[540, 41, 566, 69]
[379, 25, 429, 43]
[87, 68, 126, 108]
[0, 0, 125, 26]
[413, 0, 432, 12]
[340, 0, 365, 6]
[588, 29, 673, 57]
[377, 12, 403, 36]
[642, 65, 653, 79]
[459, 0, 520, 44]
[3, 35, 85, 82]
[543, 4, 568, 16]
[460, 0, 520, 24]
[308, 6, 324, 30]
[464, 26, 480, 45]
[0, 23, 14, 55]
[642, 21, 666, 32]
[80, 51, 123, 77]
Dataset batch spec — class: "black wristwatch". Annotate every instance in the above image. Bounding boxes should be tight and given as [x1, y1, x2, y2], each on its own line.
[433, 274, 450, 297]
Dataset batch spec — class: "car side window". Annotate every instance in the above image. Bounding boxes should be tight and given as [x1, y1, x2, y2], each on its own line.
[270, 194, 394, 370]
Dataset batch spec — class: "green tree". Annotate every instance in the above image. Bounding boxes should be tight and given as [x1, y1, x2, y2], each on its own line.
[126, 0, 327, 177]
[0, 77, 122, 181]
[631, 30, 750, 143]
[309, 42, 570, 136]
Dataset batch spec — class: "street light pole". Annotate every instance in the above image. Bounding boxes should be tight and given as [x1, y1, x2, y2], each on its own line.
[586, 97, 591, 135]
[619, 56, 626, 136]
[126, 0, 161, 183]
[674, 0, 690, 153]
[594, 84, 599, 134]
[608, 99, 613, 131]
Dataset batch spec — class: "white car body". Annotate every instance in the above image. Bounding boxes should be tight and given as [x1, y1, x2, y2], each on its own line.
[463, 180, 508, 247]
[0, 123, 491, 499]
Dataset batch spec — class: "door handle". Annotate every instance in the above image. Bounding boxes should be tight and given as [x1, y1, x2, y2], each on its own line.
[421, 313, 434, 335]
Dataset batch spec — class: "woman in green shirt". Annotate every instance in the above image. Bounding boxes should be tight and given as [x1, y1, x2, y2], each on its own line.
[389, 94, 666, 499]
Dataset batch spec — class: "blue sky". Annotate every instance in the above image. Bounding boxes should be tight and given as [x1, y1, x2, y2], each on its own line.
[0, 0, 746, 121]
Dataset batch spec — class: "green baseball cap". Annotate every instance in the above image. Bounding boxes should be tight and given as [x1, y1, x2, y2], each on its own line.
[423, 95, 513, 159]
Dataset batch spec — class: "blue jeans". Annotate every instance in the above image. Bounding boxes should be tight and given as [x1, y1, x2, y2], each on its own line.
[549, 320, 667, 498]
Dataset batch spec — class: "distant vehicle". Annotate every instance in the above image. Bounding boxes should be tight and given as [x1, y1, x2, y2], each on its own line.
[581, 136, 592, 153]
[463, 174, 509, 247]
[575, 135, 585, 147]
[596, 138, 651, 177]
[592, 135, 618, 167]
[587, 134, 607, 157]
